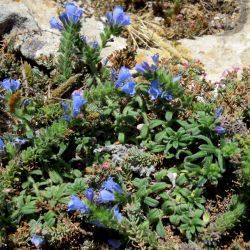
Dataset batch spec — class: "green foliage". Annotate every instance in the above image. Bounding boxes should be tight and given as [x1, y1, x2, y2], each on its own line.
[215, 196, 245, 233]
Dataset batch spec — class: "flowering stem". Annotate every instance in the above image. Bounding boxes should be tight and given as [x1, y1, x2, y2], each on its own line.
[58, 24, 80, 82]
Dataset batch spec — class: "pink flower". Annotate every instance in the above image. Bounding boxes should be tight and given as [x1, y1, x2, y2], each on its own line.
[101, 162, 110, 169]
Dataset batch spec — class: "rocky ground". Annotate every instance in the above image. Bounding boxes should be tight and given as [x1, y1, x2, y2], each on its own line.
[0, 0, 249, 81]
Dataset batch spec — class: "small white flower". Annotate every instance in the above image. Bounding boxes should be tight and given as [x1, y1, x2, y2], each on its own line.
[137, 124, 144, 130]
[167, 172, 177, 188]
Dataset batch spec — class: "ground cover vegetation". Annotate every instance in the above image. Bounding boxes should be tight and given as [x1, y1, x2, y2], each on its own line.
[0, 2, 249, 249]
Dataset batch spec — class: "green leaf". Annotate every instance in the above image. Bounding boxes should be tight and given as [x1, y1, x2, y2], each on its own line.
[48, 170, 63, 184]
[118, 132, 125, 144]
[155, 130, 166, 143]
[144, 197, 159, 207]
[165, 111, 173, 122]
[154, 170, 168, 182]
[169, 214, 180, 226]
[151, 144, 165, 153]
[150, 182, 168, 193]
[140, 124, 149, 139]
[156, 220, 165, 238]
[149, 119, 165, 129]
[147, 208, 163, 223]
[72, 169, 82, 178]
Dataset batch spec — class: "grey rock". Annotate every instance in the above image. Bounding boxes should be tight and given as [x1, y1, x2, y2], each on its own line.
[0, 0, 127, 68]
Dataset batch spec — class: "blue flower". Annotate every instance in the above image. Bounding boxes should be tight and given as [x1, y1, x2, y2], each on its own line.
[50, 17, 64, 31]
[1, 79, 21, 92]
[0, 138, 5, 151]
[65, 2, 83, 24]
[215, 126, 225, 135]
[215, 107, 224, 119]
[107, 239, 121, 249]
[161, 91, 173, 102]
[68, 195, 89, 214]
[50, 2, 83, 31]
[31, 235, 45, 248]
[111, 205, 122, 223]
[135, 61, 152, 74]
[80, 35, 87, 44]
[152, 53, 159, 65]
[121, 81, 136, 96]
[85, 188, 94, 202]
[114, 67, 136, 95]
[148, 80, 162, 100]
[107, 6, 130, 27]
[71, 90, 87, 117]
[115, 66, 132, 88]
[135, 53, 159, 74]
[98, 190, 115, 203]
[101, 177, 123, 194]
[89, 41, 99, 49]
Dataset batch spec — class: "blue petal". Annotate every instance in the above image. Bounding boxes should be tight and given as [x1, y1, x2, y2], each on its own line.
[112, 205, 123, 223]
[31, 235, 45, 248]
[68, 195, 89, 213]
[71, 90, 87, 117]
[152, 54, 159, 65]
[148, 80, 162, 100]
[99, 190, 115, 203]
[117, 66, 131, 82]
[1, 79, 21, 92]
[102, 177, 123, 194]
[215, 107, 224, 119]
[80, 35, 87, 44]
[215, 126, 225, 135]
[50, 17, 64, 31]
[85, 188, 94, 202]
[121, 81, 136, 95]
[113, 6, 124, 24]
[0, 138, 5, 151]
[61, 101, 70, 113]
[106, 11, 113, 25]
[135, 61, 151, 73]
[65, 2, 82, 24]
[59, 13, 69, 26]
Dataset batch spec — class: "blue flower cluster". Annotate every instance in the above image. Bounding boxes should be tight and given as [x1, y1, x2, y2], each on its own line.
[61, 90, 87, 121]
[114, 67, 136, 96]
[1, 79, 21, 92]
[50, 2, 83, 31]
[148, 79, 173, 101]
[135, 54, 159, 74]
[67, 178, 124, 224]
[106, 6, 130, 27]
[99, 177, 123, 203]
[71, 90, 87, 117]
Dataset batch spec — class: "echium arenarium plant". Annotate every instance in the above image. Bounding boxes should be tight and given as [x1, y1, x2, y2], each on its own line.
[0, 1, 249, 249]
